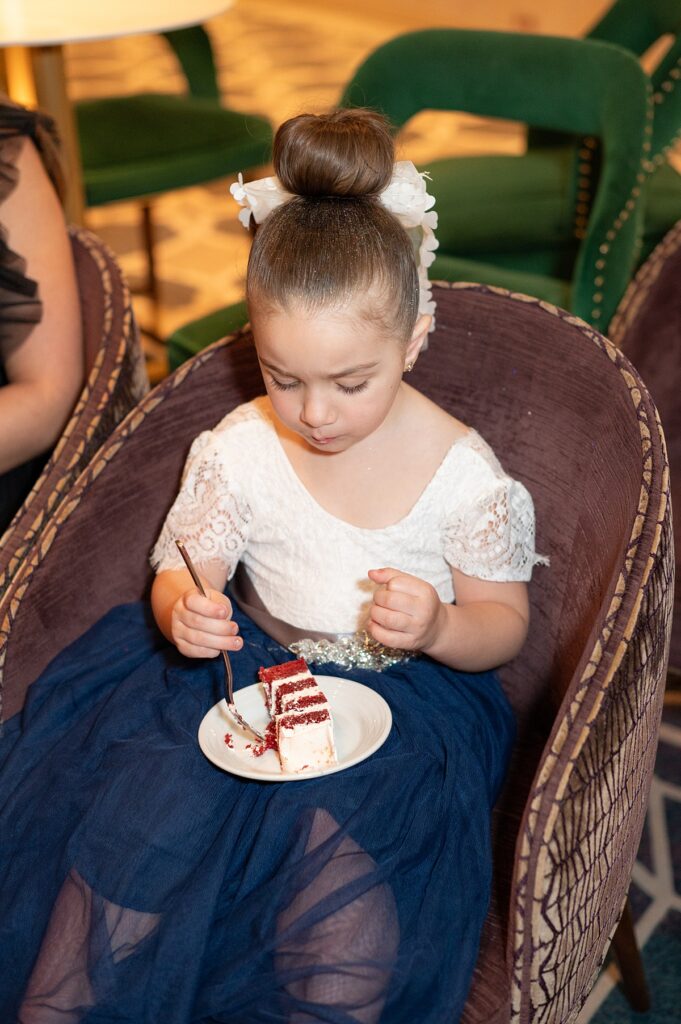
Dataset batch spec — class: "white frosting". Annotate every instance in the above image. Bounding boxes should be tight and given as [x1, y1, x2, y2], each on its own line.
[277, 710, 336, 773]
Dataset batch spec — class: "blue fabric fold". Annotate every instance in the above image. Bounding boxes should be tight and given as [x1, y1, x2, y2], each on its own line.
[0, 601, 514, 1023]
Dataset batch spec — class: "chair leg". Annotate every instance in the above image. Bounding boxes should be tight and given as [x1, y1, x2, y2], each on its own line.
[139, 202, 164, 345]
[141, 202, 159, 306]
[666, 664, 681, 693]
[610, 898, 650, 1012]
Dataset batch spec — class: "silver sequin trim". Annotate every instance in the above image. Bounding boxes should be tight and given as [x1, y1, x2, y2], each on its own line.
[289, 632, 415, 671]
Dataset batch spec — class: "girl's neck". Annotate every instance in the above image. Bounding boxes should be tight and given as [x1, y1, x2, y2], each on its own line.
[266, 386, 468, 531]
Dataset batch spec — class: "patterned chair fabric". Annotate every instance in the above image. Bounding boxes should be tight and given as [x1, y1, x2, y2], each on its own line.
[0, 226, 147, 596]
[0, 284, 672, 1022]
[609, 218, 681, 672]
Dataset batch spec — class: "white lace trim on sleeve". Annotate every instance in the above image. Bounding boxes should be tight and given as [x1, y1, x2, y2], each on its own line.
[444, 476, 549, 582]
[150, 430, 252, 576]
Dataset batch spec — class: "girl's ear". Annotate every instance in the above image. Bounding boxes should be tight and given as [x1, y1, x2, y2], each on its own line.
[404, 314, 431, 372]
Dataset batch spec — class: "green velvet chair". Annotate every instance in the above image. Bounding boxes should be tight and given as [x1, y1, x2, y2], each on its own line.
[168, 299, 249, 372]
[341, 29, 652, 331]
[586, 0, 681, 262]
[522, 0, 681, 267]
[75, 26, 273, 296]
[344, 1, 681, 328]
[167, 28, 651, 368]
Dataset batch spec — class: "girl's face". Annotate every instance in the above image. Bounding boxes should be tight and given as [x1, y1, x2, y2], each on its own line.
[252, 301, 430, 454]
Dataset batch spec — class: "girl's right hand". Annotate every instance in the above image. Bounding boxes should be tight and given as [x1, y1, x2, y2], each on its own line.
[171, 588, 242, 658]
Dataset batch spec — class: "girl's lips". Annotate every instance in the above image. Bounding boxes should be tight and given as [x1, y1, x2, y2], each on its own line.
[311, 435, 337, 444]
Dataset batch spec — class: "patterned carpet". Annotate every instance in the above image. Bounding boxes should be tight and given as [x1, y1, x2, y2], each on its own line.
[62, 2, 681, 1018]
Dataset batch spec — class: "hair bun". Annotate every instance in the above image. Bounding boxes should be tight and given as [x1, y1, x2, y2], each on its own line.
[273, 109, 394, 199]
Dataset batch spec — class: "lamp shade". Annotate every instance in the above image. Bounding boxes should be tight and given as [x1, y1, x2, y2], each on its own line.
[0, 0, 231, 47]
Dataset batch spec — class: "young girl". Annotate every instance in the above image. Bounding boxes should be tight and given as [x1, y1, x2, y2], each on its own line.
[0, 110, 544, 1023]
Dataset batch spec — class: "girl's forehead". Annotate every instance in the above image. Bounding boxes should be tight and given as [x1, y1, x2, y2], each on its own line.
[253, 282, 392, 332]
[253, 302, 399, 370]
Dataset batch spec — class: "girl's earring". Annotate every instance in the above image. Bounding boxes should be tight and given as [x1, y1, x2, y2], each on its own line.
[405, 361, 415, 373]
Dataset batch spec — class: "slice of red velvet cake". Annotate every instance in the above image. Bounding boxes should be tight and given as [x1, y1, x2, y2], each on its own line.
[259, 658, 310, 717]
[259, 658, 337, 773]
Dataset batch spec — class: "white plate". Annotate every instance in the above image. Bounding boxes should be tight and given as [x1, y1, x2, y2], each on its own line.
[198, 675, 392, 782]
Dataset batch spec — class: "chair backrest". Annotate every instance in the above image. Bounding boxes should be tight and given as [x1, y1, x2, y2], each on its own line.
[588, 0, 681, 55]
[0, 227, 147, 598]
[609, 218, 681, 670]
[340, 29, 651, 330]
[587, 0, 681, 168]
[162, 26, 220, 102]
[0, 284, 672, 1024]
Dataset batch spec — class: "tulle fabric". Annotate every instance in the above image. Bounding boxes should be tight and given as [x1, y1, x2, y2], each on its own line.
[0, 602, 515, 1023]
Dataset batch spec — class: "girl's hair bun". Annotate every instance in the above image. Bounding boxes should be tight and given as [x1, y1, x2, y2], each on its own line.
[273, 109, 394, 199]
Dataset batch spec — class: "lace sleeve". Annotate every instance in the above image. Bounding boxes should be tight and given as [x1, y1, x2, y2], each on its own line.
[443, 477, 549, 582]
[150, 430, 252, 576]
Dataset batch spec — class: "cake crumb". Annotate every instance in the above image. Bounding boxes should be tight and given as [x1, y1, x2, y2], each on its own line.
[251, 720, 278, 757]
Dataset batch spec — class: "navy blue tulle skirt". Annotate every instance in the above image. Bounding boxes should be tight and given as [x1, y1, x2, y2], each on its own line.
[0, 601, 515, 1024]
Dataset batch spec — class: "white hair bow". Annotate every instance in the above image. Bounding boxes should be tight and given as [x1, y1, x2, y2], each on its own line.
[230, 160, 439, 327]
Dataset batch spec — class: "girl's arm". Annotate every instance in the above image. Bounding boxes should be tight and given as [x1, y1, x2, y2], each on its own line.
[368, 567, 529, 672]
[151, 562, 243, 658]
[0, 138, 82, 474]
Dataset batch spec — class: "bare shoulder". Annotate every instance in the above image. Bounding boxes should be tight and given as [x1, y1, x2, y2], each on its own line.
[404, 384, 469, 446]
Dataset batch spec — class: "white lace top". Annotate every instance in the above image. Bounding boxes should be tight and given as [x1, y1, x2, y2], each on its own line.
[151, 397, 546, 634]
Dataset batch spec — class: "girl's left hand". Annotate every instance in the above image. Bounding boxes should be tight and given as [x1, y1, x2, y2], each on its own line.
[367, 567, 445, 652]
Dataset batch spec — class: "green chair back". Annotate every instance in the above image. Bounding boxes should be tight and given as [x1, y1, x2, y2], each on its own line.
[588, 0, 681, 53]
[75, 26, 272, 208]
[162, 27, 221, 102]
[167, 300, 250, 372]
[588, 0, 681, 161]
[525, 1, 681, 273]
[341, 29, 651, 328]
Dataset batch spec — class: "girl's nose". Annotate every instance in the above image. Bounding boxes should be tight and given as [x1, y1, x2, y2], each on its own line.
[300, 390, 335, 428]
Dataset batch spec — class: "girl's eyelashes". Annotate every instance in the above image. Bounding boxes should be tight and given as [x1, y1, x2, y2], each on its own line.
[270, 377, 299, 391]
[269, 377, 369, 395]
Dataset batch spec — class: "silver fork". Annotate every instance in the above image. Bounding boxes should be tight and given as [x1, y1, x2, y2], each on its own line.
[175, 541, 265, 742]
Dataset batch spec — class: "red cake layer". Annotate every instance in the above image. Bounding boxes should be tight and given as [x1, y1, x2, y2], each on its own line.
[259, 658, 308, 684]
[280, 693, 326, 714]
[273, 678, 316, 714]
[278, 709, 330, 730]
[249, 720, 278, 757]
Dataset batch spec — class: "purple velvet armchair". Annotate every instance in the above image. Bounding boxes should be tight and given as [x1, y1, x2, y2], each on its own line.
[609, 218, 681, 676]
[0, 282, 672, 1022]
